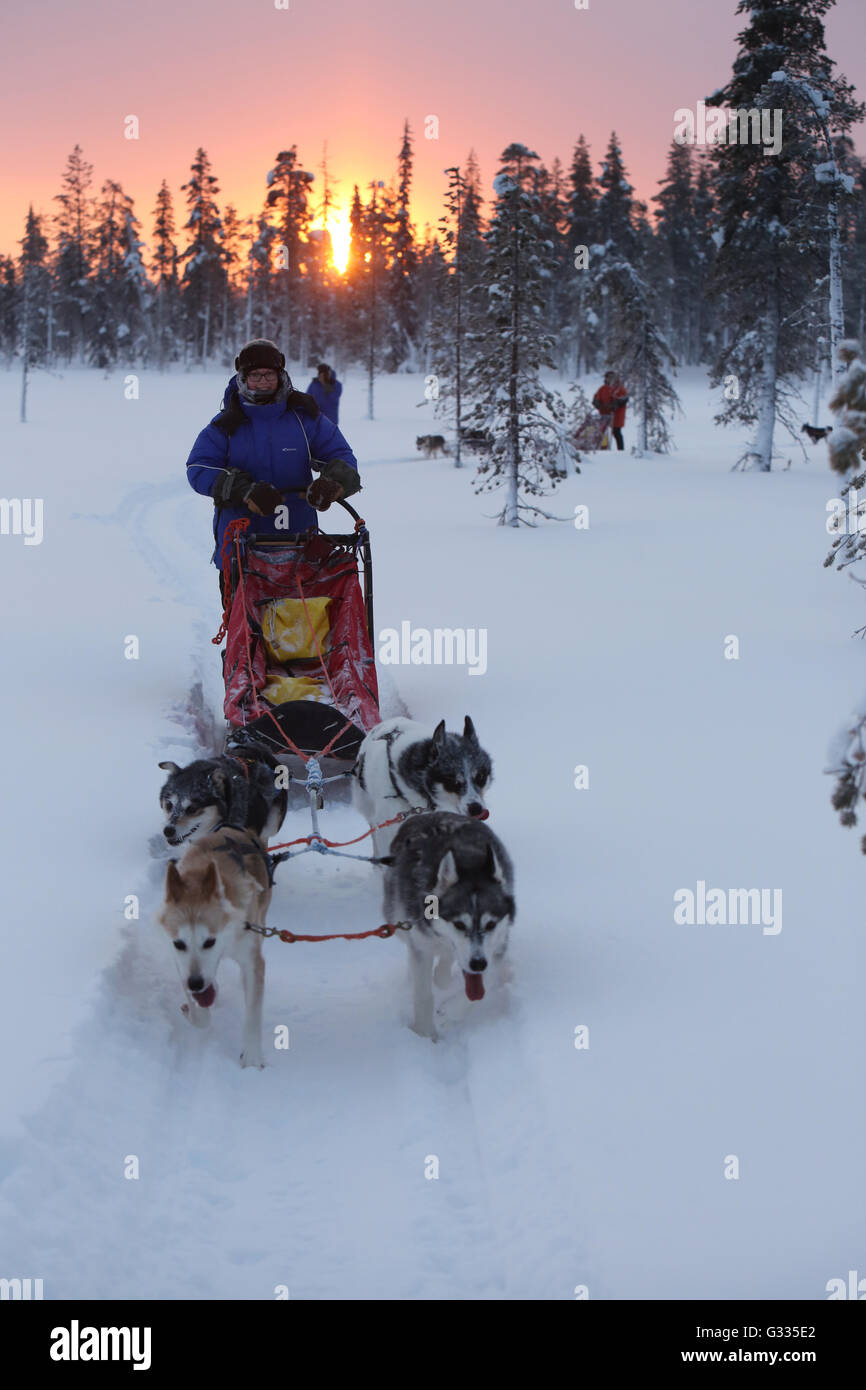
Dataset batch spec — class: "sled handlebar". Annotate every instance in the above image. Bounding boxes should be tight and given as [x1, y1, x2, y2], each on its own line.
[281, 489, 365, 527]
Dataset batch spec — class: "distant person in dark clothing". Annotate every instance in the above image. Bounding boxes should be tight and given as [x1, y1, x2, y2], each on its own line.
[592, 371, 628, 451]
[307, 363, 343, 425]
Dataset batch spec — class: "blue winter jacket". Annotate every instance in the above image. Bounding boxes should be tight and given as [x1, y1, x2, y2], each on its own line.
[307, 376, 343, 424]
[186, 376, 359, 565]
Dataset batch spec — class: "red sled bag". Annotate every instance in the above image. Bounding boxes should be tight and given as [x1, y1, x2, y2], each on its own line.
[221, 528, 380, 761]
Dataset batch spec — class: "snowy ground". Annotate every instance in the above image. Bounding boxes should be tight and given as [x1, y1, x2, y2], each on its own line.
[0, 362, 864, 1300]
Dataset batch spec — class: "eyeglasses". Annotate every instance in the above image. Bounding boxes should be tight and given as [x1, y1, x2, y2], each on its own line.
[246, 369, 278, 383]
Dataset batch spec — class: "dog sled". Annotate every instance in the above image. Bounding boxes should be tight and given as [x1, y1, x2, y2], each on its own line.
[573, 412, 611, 452]
[209, 497, 423, 947]
[215, 495, 379, 773]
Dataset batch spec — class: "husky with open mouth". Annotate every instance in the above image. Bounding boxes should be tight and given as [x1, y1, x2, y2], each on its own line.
[352, 716, 493, 858]
[382, 811, 515, 1040]
[158, 744, 288, 848]
[157, 827, 272, 1068]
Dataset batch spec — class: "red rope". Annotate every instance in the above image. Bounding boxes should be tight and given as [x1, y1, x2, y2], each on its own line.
[267, 807, 411, 854]
[276, 923, 407, 943]
[212, 518, 251, 645]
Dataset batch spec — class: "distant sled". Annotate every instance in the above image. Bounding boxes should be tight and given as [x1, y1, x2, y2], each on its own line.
[573, 412, 611, 452]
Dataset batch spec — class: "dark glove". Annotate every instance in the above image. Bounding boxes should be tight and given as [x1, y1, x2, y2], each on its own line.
[306, 477, 344, 511]
[243, 481, 284, 515]
[213, 467, 255, 507]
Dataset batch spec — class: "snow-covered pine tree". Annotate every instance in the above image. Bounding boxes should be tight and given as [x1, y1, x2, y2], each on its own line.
[243, 214, 277, 344]
[593, 254, 680, 453]
[356, 181, 388, 418]
[18, 207, 50, 422]
[464, 143, 576, 526]
[151, 180, 179, 369]
[180, 148, 226, 365]
[0, 256, 15, 367]
[592, 132, 641, 357]
[692, 154, 719, 361]
[765, 61, 863, 383]
[822, 340, 866, 845]
[429, 164, 470, 466]
[384, 120, 418, 371]
[219, 205, 249, 361]
[707, 0, 863, 470]
[535, 158, 570, 375]
[564, 135, 600, 377]
[653, 142, 702, 364]
[53, 144, 94, 363]
[265, 147, 314, 363]
[415, 228, 449, 379]
[336, 185, 367, 367]
[428, 155, 489, 466]
[89, 181, 149, 367]
[843, 153, 866, 342]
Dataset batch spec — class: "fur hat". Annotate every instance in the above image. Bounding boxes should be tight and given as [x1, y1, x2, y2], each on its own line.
[235, 339, 286, 378]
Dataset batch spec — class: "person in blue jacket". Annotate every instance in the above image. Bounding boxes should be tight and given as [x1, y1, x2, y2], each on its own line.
[186, 340, 360, 574]
[306, 362, 343, 424]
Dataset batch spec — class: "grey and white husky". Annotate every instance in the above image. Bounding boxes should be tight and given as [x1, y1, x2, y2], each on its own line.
[383, 811, 515, 1040]
[158, 745, 288, 849]
[352, 716, 493, 858]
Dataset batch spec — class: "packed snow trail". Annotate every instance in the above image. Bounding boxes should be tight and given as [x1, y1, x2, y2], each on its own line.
[0, 367, 864, 1298]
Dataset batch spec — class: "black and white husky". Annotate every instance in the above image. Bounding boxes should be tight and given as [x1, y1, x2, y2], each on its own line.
[352, 716, 493, 858]
[383, 811, 515, 1040]
[158, 744, 288, 848]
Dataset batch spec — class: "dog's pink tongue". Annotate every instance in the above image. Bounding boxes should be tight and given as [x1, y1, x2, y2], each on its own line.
[194, 985, 216, 1008]
[463, 971, 486, 1002]
[473, 808, 490, 820]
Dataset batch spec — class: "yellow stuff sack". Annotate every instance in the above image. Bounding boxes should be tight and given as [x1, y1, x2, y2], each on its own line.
[262, 596, 331, 662]
[262, 673, 326, 705]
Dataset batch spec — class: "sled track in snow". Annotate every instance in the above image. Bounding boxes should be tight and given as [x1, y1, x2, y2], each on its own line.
[0, 473, 589, 1298]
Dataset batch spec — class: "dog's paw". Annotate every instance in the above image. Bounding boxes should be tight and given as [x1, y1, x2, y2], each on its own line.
[409, 1021, 438, 1043]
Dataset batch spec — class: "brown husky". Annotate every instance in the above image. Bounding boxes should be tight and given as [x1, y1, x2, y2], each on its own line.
[158, 828, 272, 1069]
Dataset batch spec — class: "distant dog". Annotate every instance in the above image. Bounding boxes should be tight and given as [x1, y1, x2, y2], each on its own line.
[802, 423, 832, 444]
[157, 828, 272, 1068]
[383, 812, 515, 1039]
[416, 434, 448, 458]
[158, 744, 288, 848]
[352, 716, 493, 858]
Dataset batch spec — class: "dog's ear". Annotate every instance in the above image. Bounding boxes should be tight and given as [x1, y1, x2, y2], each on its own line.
[485, 842, 505, 885]
[463, 715, 478, 745]
[159, 761, 180, 774]
[431, 719, 447, 753]
[165, 860, 184, 902]
[211, 768, 229, 798]
[200, 861, 222, 899]
[434, 850, 459, 897]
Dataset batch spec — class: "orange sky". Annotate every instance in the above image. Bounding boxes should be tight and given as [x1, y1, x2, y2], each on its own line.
[2, 0, 864, 261]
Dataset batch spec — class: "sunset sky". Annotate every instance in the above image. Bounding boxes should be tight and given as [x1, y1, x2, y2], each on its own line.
[2, 0, 865, 261]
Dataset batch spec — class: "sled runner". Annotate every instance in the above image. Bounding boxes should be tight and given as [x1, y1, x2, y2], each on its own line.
[216, 497, 379, 772]
[574, 412, 611, 451]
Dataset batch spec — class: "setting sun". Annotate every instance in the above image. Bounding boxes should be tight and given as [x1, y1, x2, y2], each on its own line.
[317, 204, 351, 275]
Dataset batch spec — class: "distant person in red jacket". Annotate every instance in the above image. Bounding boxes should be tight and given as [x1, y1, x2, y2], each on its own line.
[592, 371, 628, 451]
